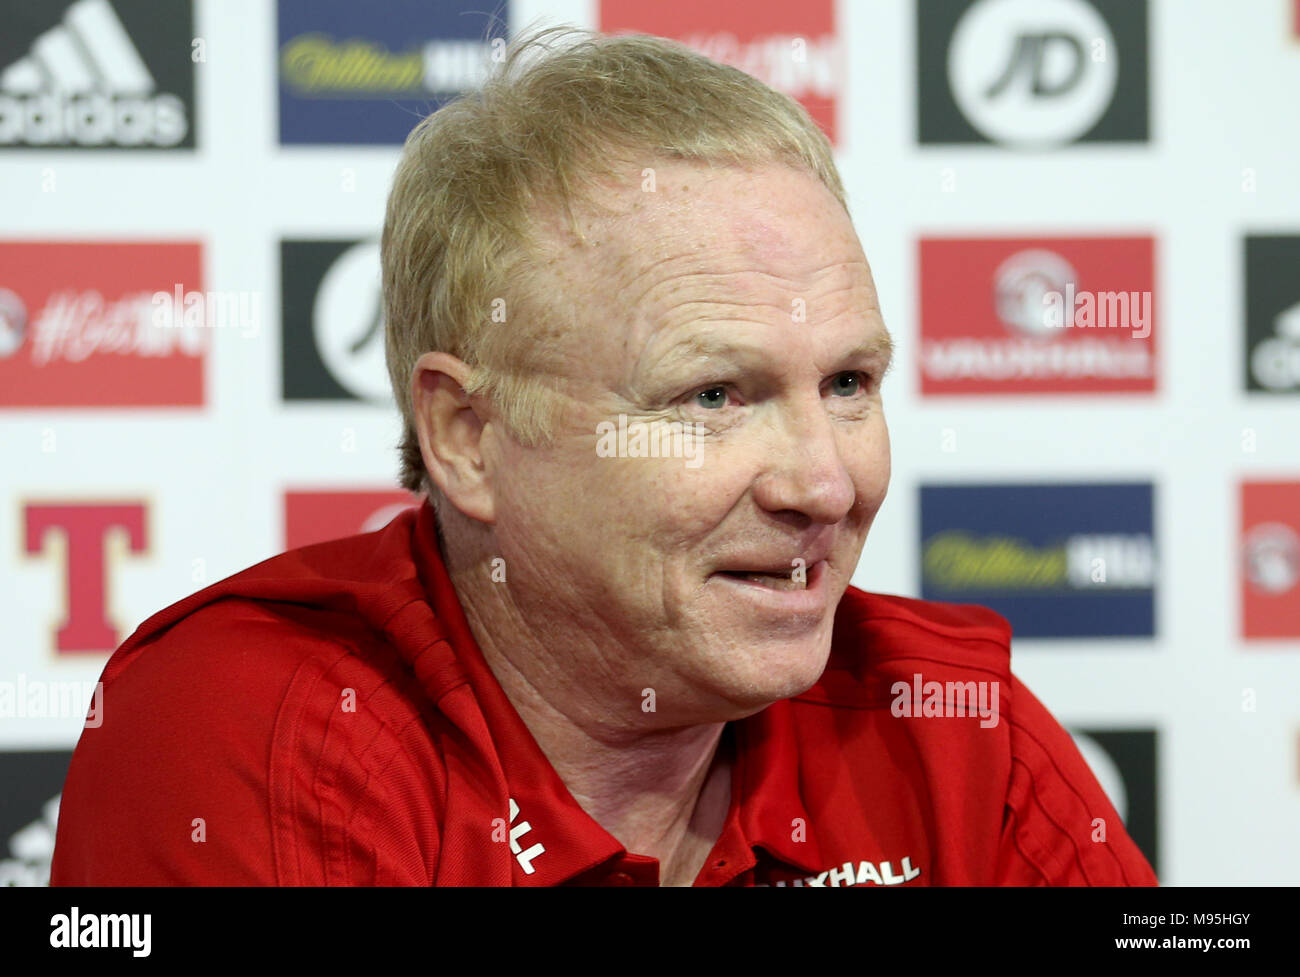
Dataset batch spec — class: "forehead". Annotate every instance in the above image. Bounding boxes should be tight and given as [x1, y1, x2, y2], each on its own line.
[533, 160, 878, 361]
[591, 160, 855, 274]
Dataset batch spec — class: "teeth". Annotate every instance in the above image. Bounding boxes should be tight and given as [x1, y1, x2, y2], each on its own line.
[738, 571, 806, 591]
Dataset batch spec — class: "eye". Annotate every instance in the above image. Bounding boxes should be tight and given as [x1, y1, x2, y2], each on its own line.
[828, 371, 868, 397]
[693, 385, 729, 409]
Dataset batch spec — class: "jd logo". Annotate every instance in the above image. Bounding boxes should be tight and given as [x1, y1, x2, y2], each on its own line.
[918, 0, 1148, 147]
[949, 0, 1116, 146]
[983, 32, 1089, 100]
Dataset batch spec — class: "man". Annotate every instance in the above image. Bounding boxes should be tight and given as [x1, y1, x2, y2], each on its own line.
[51, 28, 1156, 886]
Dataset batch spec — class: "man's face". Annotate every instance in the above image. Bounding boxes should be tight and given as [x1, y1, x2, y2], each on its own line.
[481, 159, 892, 722]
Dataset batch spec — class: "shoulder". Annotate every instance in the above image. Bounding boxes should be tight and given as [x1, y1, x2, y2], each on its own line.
[52, 596, 445, 885]
[96, 595, 435, 748]
[802, 589, 1157, 884]
[996, 674, 1158, 885]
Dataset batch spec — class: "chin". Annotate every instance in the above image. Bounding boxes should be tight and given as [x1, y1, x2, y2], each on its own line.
[711, 636, 833, 711]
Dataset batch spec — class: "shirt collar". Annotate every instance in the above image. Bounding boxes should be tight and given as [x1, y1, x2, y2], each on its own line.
[408, 498, 824, 884]
[729, 698, 825, 877]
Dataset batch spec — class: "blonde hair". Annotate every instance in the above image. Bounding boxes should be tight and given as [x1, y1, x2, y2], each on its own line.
[381, 25, 847, 506]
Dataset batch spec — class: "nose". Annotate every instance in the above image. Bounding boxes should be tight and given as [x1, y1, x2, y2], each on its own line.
[750, 399, 857, 525]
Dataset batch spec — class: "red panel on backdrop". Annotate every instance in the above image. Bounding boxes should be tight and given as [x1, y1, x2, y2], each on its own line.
[284, 489, 421, 551]
[919, 236, 1158, 395]
[599, 0, 840, 144]
[1241, 481, 1300, 639]
[0, 241, 205, 407]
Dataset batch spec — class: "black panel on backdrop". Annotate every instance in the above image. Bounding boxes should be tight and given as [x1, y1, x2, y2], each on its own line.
[281, 238, 393, 404]
[1071, 727, 1159, 877]
[1244, 235, 1300, 393]
[0, 0, 196, 149]
[0, 750, 73, 886]
[917, 0, 1148, 147]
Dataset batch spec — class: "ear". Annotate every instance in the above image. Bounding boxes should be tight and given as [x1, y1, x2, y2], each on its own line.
[410, 352, 497, 525]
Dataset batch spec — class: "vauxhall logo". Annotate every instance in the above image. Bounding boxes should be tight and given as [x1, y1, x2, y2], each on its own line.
[917, 0, 1148, 147]
[0, 0, 195, 148]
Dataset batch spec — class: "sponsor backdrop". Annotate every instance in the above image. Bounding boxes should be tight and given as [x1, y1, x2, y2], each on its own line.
[1, 0, 1297, 885]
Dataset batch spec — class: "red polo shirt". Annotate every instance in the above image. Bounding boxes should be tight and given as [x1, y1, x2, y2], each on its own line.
[50, 498, 1157, 886]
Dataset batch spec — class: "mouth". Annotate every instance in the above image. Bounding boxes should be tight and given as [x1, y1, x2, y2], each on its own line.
[709, 558, 829, 597]
[714, 569, 810, 591]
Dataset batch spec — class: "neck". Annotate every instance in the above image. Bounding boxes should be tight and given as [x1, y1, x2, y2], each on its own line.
[447, 548, 734, 886]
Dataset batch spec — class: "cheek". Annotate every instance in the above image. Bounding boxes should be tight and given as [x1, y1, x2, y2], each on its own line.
[497, 435, 722, 560]
[876, 421, 892, 494]
[852, 418, 891, 510]
[493, 440, 603, 551]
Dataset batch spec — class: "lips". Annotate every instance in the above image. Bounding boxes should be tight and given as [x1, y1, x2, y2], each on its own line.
[709, 559, 830, 619]
[717, 569, 808, 590]
[712, 543, 831, 583]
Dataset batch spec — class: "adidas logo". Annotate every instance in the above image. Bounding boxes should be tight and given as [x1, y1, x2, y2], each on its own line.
[0, 0, 188, 147]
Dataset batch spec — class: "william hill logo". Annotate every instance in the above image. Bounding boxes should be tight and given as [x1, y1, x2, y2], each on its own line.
[281, 35, 422, 95]
[279, 34, 497, 97]
[922, 531, 1154, 591]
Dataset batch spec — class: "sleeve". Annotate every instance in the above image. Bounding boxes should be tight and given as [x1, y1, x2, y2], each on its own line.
[49, 602, 443, 886]
[994, 673, 1158, 886]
